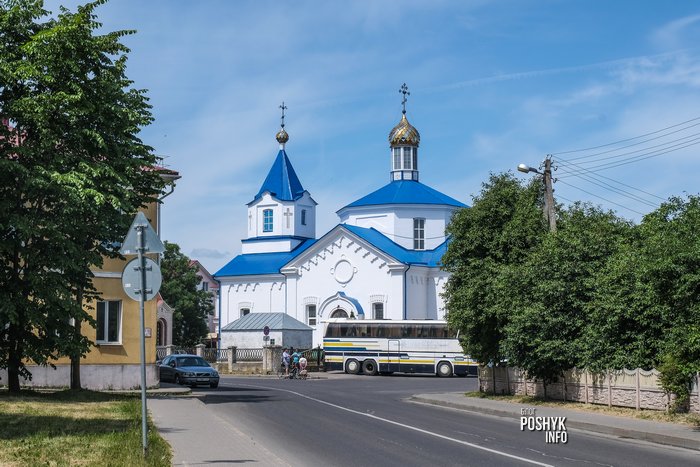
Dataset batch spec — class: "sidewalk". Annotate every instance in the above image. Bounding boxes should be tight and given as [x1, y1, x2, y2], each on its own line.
[148, 395, 287, 466]
[410, 392, 700, 451]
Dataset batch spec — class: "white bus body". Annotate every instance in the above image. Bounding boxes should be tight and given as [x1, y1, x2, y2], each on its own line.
[322, 319, 478, 377]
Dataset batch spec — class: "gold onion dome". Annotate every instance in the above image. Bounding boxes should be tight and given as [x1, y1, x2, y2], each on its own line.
[388, 114, 420, 147]
[276, 127, 289, 144]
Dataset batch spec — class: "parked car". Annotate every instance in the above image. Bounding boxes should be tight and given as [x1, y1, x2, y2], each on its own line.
[158, 354, 219, 388]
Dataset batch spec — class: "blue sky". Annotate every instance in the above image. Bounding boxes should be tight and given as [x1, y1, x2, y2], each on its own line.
[46, 1, 700, 272]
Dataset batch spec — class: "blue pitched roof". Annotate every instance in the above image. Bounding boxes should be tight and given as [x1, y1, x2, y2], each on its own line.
[251, 150, 306, 203]
[340, 180, 467, 211]
[214, 225, 448, 278]
[214, 239, 316, 277]
[342, 224, 448, 266]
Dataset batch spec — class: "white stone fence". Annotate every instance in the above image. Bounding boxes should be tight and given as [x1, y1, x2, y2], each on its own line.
[479, 366, 700, 414]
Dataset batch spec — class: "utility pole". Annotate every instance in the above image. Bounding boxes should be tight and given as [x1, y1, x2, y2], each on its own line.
[517, 156, 557, 233]
[543, 156, 557, 233]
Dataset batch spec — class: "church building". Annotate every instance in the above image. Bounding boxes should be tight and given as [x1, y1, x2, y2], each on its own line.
[214, 89, 467, 346]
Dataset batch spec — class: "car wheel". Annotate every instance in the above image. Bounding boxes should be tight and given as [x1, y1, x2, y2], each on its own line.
[210, 382, 219, 388]
[362, 359, 378, 376]
[174, 374, 181, 385]
[437, 361, 453, 377]
[345, 359, 360, 375]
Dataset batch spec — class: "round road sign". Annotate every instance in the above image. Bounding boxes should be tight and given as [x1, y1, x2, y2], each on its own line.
[121, 257, 162, 301]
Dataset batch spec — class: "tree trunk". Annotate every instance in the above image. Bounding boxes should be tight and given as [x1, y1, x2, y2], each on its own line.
[7, 324, 21, 393]
[70, 317, 82, 390]
[70, 289, 83, 390]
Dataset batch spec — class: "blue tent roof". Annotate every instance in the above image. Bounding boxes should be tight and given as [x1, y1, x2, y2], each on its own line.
[214, 239, 316, 277]
[250, 150, 306, 203]
[342, 224, 448, 267]
[339, 180, 467, 211]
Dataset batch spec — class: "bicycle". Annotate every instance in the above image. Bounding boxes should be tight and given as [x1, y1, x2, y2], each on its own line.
[277, 363, 302, 379]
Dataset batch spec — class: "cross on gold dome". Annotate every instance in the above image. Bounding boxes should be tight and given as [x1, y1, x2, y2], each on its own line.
[399, 83, 410, 114]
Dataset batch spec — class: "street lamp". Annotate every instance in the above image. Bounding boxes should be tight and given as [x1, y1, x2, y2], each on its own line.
[517, 156, 557, 233]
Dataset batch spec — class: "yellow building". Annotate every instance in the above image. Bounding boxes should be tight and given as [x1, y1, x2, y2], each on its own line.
[1, 169, 180, 390]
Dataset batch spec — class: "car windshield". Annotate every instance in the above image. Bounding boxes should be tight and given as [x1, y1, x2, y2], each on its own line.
[176, 357, 209, 367]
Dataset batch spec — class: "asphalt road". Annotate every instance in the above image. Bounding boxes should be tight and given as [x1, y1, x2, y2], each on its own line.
[190, 374, 699, 467]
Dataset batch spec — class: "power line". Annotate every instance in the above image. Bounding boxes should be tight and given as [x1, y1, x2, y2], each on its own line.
[552, 159, 665, 202]
[556, 131, 700, 165]
[559, 171, 658, 208]
[551, 116, 700, 156]
[555, 138, 700, 177]
[557, 180, 646, 216]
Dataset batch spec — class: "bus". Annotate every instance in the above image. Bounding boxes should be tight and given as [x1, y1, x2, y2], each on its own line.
[323, 319, 478, 377]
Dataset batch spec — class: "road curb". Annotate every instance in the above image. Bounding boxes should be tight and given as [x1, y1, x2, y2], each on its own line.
[409, 396, 700, 452]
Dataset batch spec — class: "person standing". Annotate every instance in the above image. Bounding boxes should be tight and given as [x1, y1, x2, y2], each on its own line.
[282, 348, 290, 376]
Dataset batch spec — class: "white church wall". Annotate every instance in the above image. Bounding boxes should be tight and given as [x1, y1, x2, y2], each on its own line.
[242, 238, 304, 254]
[392, 206, 458, 250]
[218, 275, 286, 328]
[406, 266, 431, 319]
[338, 206, 394, 235]
[340, 205, 458, 250]
[285, 231, 407, 346]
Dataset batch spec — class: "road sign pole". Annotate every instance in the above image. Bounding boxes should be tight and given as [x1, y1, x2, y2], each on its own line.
[119, 211, 165, 458]
[137, 225, 148, 456]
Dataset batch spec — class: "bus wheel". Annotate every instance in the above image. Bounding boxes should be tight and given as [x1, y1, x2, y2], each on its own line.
[437, 362, 453, 377]
[362, 359, 378, 376]
[346, 359, 360, 375]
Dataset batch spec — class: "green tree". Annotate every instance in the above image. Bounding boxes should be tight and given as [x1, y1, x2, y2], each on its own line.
[638, 196, 700, 411]
[442, 173, 546, 366]
[0, 0, 164, 392]
[503, 203, 632, 388]
[160, 242, 212, 347]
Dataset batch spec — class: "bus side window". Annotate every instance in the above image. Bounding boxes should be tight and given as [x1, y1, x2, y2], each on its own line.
[325, 324, 338, 338]
[388, 324, 401, 338]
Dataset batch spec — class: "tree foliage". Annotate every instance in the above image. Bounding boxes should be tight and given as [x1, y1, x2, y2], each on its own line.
[442, 173, 546, 365]
[160, 242, 212, 347]
[444, 173, 700, 409]
[0, 0, 164, 391]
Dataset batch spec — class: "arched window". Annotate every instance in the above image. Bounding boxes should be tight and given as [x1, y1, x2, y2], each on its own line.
[156, 318, 167, 346]
[301, 209, 307, 226]
[330, 308, 348, 319]
[263, 209, 273, 232]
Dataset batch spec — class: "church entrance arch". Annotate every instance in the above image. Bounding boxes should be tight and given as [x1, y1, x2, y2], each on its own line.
[330, 308, 349, 319]
[318, 292, 364, 320]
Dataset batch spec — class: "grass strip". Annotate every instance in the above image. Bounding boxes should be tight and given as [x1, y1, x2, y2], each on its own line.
[464, 391, 700, 428]
[0, 389, 171, 466]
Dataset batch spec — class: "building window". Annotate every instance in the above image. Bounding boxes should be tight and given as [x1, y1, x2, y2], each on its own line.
[403, 147, 412, 169]
[263, 209, 273, 232]
[301, 209, 307, 226]
[202, 281, 209, 292]
[96, 300, 121, 344]
[412, 148, 417, 170]
[393, 148, 401, 170]
[240, 308, 250, 318]
[413, 218, 425, 250]
[306, 304, 317, 326]
[372, 302, 384, 320]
